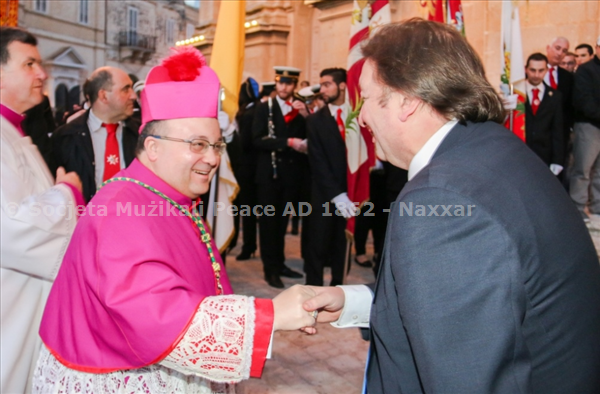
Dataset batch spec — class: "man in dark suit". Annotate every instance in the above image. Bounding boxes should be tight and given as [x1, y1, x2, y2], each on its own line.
[305, 68, 357, 286]
[545, 37, 574, 181]
[524, 52, 564, 174]
[252, 66, 307, 288]
[302, 19, 600, 393]
[52, 67, 139, 202]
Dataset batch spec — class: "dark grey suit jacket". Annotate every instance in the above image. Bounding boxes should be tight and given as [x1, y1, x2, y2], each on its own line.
[367, 121, 600, 393]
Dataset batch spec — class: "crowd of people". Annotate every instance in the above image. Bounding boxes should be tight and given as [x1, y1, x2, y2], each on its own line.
[2, 19, 600, 394]
[517, 36, 600, 227]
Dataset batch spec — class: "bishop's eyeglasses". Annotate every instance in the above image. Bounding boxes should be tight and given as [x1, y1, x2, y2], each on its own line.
[150, 135, 227, 155]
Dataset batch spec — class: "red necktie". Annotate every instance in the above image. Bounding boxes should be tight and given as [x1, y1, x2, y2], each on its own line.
[548, 66, 557, 89]
[531, 88, 540, 115]
[336, 108, 346, 140]
[284, 101, 299, 124]
[102, 123, 120, 181]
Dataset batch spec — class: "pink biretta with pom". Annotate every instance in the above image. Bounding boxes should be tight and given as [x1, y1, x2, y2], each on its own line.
[140, 46, 220, 132]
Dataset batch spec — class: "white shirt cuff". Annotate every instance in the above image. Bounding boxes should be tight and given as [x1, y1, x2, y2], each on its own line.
[330, 285, 372, 328]
[266, 327, 274, 359]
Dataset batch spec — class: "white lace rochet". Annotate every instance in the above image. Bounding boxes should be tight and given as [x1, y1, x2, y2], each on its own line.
[32, 295, 257, 394]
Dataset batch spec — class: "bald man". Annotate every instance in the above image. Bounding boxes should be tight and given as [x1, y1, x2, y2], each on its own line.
[52, 67, 140, 202]
[545, 37, 575, 183]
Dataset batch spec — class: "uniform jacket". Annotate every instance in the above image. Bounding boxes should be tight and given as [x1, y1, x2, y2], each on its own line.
[306, 105, 347, 206]
[251, 98, 307, 186]
[1, 116, 77, 394]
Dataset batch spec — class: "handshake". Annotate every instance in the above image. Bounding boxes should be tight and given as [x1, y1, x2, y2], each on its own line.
[272, 285, 345, 333]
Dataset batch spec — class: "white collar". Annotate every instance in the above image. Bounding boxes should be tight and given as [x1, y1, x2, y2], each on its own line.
[526, 80, 545, 97]
[328, 103, 347, 118]
[275, 95, 291, 108]
[408, 119, 458, 181]
[88, 109, 121, 133]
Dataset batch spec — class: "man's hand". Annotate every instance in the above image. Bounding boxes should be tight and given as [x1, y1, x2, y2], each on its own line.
[292, 100, 309, 118]
[300, 286, 346, 334]
[272, 285, 318, 331]
[56, 167, 82, 194]
[331, 193, 358, 219]
[288, 138, 308, 154]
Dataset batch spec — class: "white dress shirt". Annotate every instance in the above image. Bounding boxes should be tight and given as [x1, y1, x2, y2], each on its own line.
[333, 119, 458, 328]
[408, 119, 458, 180]
[328, 103, 348, 123]
[275, 95, 293, 116]
[87, 109, 126, 190]
[526, 81, 545, 105]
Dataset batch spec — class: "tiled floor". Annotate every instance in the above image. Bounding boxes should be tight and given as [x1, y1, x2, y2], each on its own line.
[226, 230, 373, 394]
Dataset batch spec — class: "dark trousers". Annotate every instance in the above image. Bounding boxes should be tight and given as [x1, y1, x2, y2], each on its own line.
[355, 170, 387, 258]
[237, 179, 258, 254]
[256, 181, 298, 276]
[304, 207, 347, 286]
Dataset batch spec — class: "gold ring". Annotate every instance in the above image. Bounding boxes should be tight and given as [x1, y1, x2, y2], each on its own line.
[310, 310, 318, 319]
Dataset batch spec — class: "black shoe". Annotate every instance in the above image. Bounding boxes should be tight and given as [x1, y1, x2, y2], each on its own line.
[265, 274, 284, 288]
[236, 250, 255, 261]
[355, 257, 373, 268]
[280, 265, 303, 278]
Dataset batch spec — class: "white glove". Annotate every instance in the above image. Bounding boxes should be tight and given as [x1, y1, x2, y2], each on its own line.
[502, 94, 519, 111]
[549, 164, 563, 176]
[218, 110, 230, 132]
[331, 192, 358, 219]
[222, 120, 237, 143]
[288, 138, 308, 154]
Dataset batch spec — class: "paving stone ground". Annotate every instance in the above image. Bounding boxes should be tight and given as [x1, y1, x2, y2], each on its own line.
[226, 227, 373, 394]
[225, 221, 600, 394]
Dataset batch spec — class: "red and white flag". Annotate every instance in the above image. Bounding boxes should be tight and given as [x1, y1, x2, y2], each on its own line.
[345, 0, 389, 234]
[422, 0, 445, 23]
[501, 1, 526, 141]
[447, 0, 465, 36]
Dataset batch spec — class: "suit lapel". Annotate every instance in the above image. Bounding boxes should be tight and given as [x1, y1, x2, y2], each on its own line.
[77, 111, 96, 173]
[321, 106, 345, 143]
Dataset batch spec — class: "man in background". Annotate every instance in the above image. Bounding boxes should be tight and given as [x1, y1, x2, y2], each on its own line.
[560, 52, 576, 72]
[575, 43, 594, 67]
[571, 36, 600, 223]
[52, 66, 139, 202]
[1, 26, 82, 393]
[524, 53, 564, 174]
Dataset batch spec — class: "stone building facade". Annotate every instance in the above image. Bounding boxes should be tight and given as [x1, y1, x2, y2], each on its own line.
[17, 0, 198, 119]
[193, 0, 599, 89]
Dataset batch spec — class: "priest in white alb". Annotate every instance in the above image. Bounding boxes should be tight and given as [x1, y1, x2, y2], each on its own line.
[1, 27, 83, 393]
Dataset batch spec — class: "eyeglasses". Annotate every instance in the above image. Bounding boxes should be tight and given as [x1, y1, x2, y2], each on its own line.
[150, 135, 227, 155]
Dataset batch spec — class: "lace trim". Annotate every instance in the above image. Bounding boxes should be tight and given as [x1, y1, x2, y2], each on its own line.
[32, 347, 235, 394]
[161, 295, 255, 383]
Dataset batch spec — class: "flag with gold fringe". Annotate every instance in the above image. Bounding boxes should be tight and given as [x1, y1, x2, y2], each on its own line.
[207, 0, 245, 253]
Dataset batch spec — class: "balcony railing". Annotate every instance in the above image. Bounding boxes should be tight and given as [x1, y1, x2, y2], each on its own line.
[118, 31, 156, 52]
